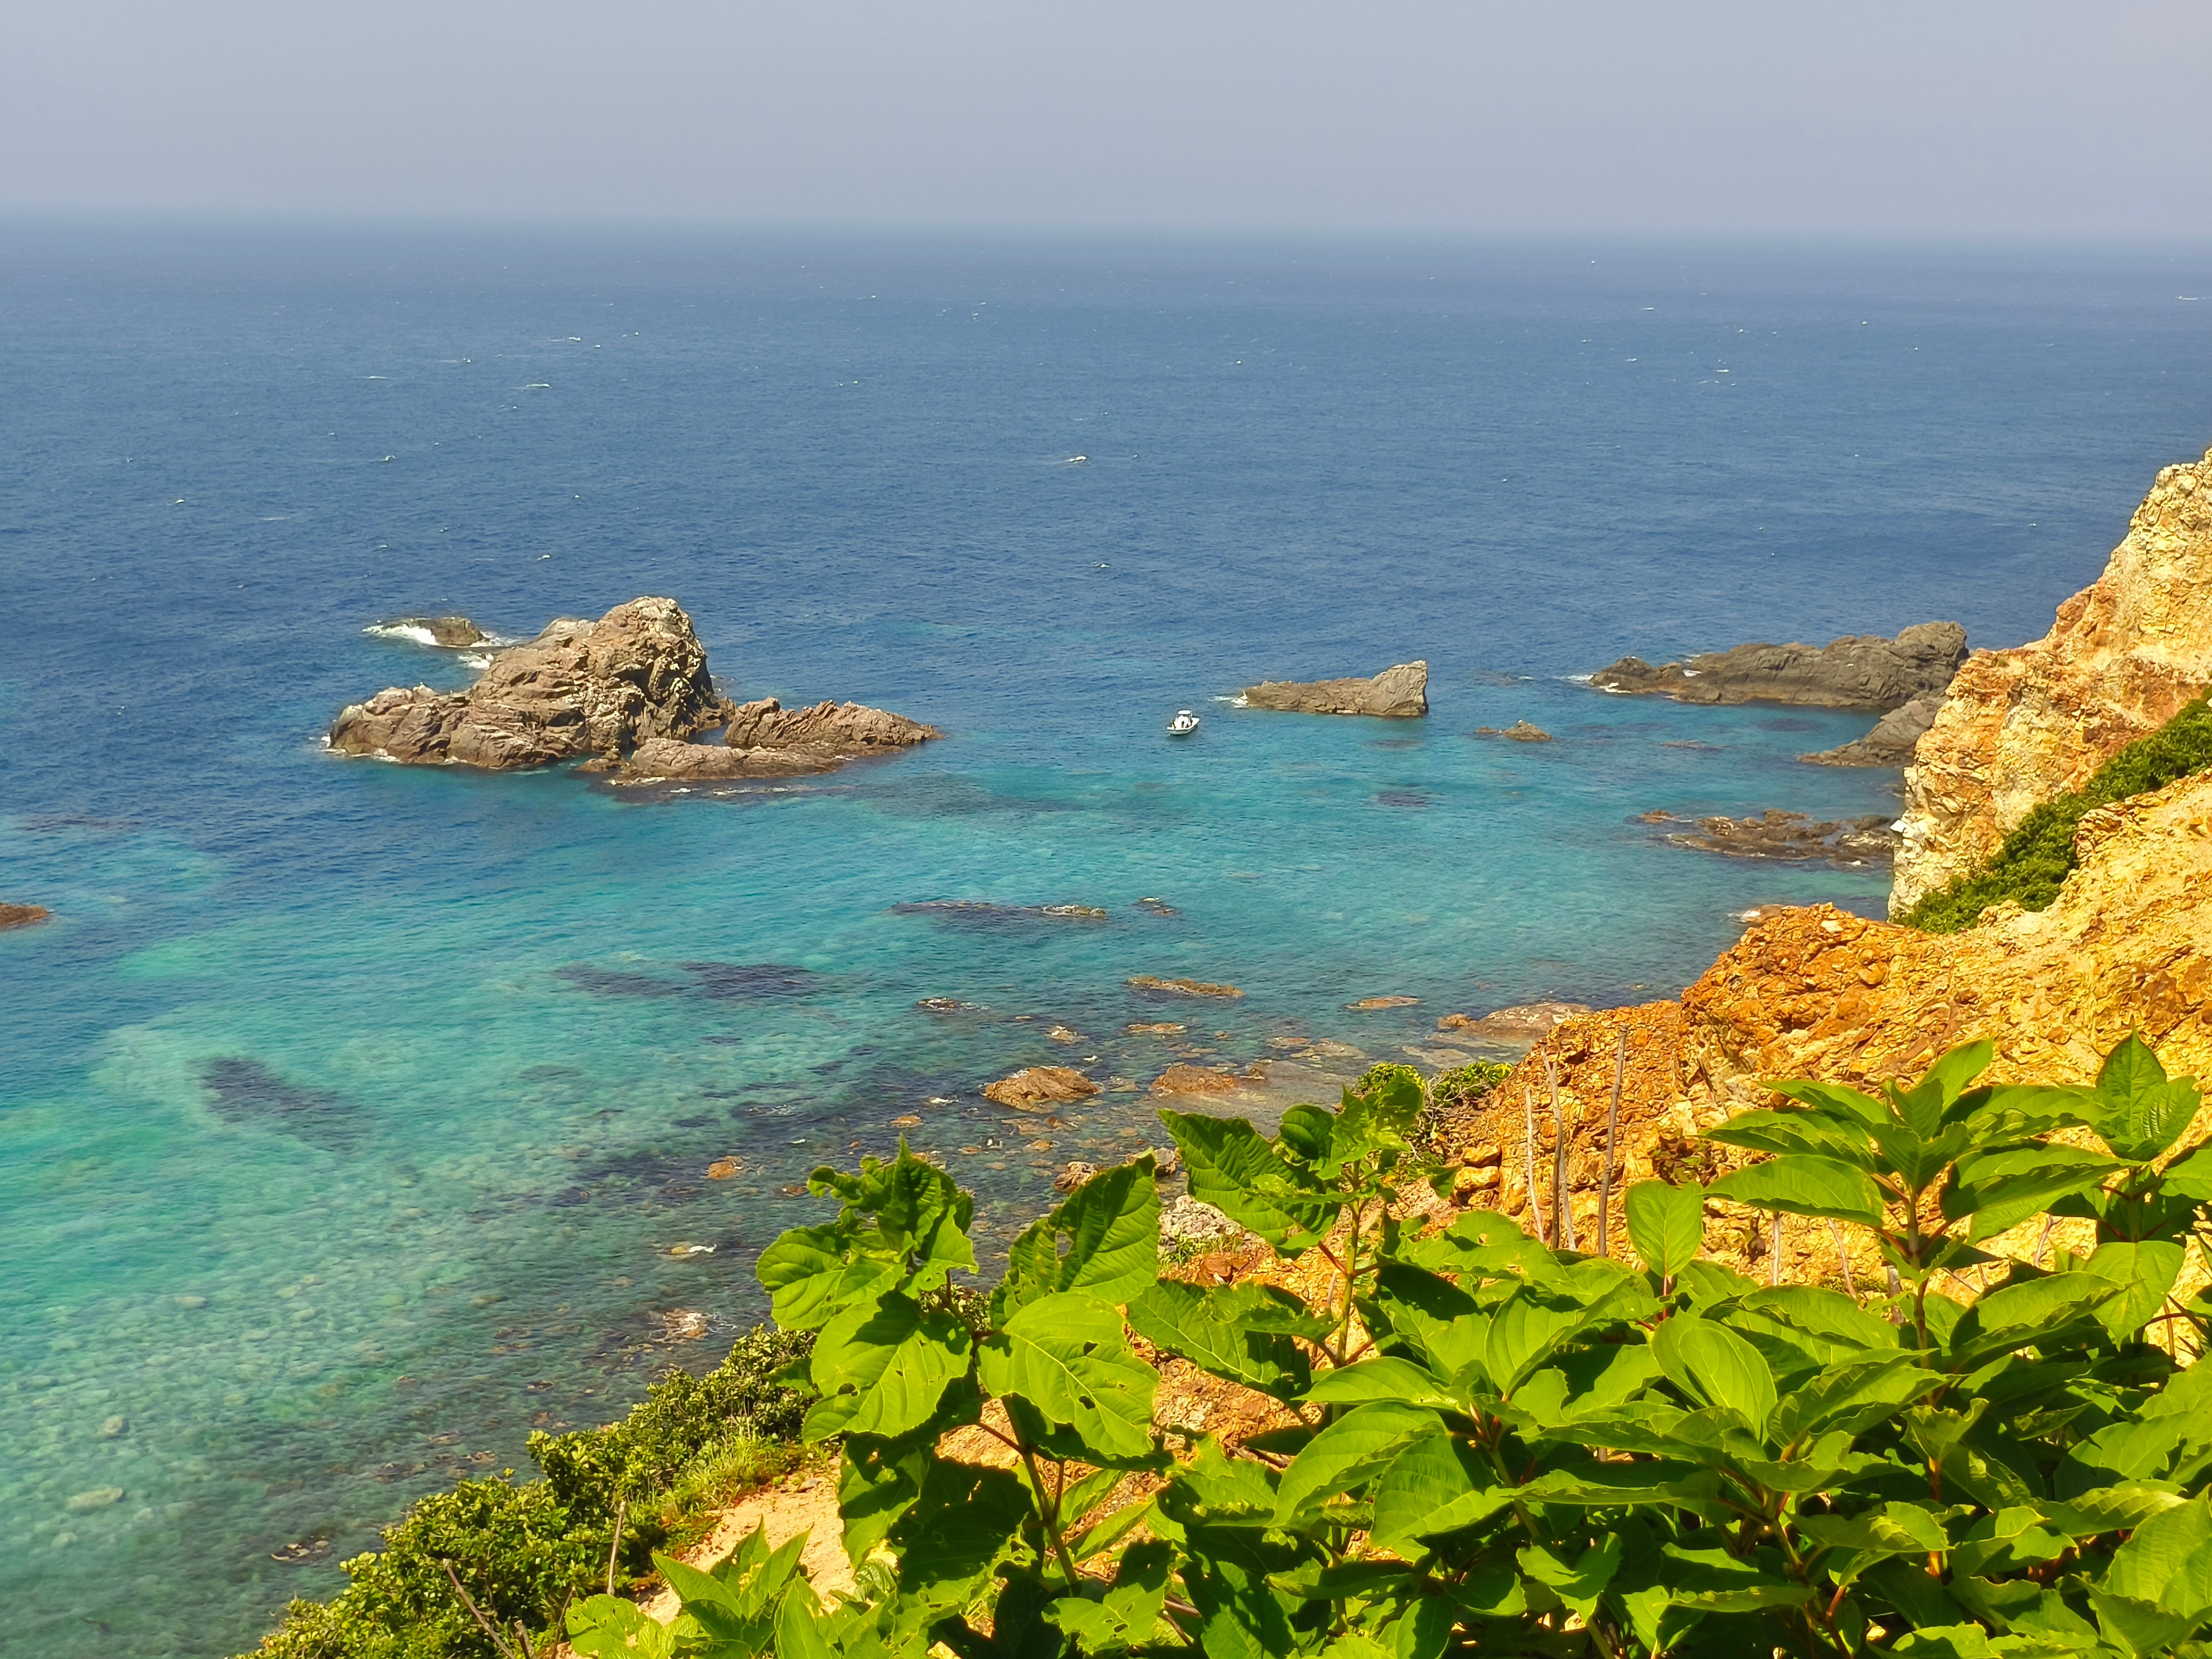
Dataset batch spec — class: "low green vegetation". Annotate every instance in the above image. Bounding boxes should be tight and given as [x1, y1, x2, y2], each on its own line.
[246, 1326, 815, 1659]
[258, 1037, 2212, 1656]
[619, 1034, 2212, 1657]
[1904, 693, 2212, 933]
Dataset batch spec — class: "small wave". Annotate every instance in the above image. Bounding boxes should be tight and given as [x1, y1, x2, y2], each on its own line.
[1563, 672, 1594, 684]
[1213, 693, 1248, 707]
[363, 623, 442, 647]
[520, 383, 551, 391]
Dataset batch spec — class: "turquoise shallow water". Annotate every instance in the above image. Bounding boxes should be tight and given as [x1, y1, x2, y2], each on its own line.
[4, 229, 2211, 1655]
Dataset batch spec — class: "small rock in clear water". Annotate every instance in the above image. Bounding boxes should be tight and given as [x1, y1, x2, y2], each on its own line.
[1047, 1025, 1082, 1043]
[666, 1243, 715, 1258]
[98, 1415, 128, 1439]
[52, 1531, 77, 1549]
[66, 1487, 125, 1513]
[174, 1295, 208, 1310]
[705, 1157, 742, 1179]
[1347, 995, 1420, 1010]
[660, 1310, 709, 1340]
[1054, 1162, 1100, 1192]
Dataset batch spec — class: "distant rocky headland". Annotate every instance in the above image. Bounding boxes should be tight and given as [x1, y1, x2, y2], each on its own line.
[1243, 660, 1428, 717]
[1893, 451, 2212, 911]
[1454, 446, 2212, 1257]
[329, 598, 937, 781]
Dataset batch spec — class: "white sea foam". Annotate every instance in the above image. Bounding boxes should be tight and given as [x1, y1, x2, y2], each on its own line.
[363, 623, 442, 648]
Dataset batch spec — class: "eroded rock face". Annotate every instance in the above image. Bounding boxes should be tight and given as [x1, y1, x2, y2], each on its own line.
[1800, 694, 1943, 767]
[1243, 662, 1428, 718]
[1893, 450, 2212, 913]
[1440, 771, 2212, 1254]
[329, 598, 719, 768]
[1591, 624, 1965, 710]
[721, 698, 939, 754]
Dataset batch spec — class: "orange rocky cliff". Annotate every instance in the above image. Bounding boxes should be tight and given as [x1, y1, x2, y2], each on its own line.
[1443, 768, 2212, 1256]
[1891, 446, 2212, 913]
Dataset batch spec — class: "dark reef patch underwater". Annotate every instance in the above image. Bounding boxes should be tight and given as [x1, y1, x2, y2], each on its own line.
[4, 227, 2212, 1655]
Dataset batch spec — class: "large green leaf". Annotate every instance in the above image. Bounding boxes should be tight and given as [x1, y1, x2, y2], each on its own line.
[1887, 1040, 1997, 1137]
[997, 1160, 1159, 1317]
[1126, 1279, 1316, 1402]
[977, 1291, 1157, 1460]
[2107, 1494, 2212, 1622]
[1302, 1356, 1463, 1412]
[1766, 1077, 1890, 1128]
[2095, 1034, 2201, 1161]
[1767, 1354, 1938, 1447]
[1482, 1288, 1623, 1397]
[1650, 1315, 1776, 1432]
[2082, 1240, 2185, 1341]
[889, 1456, 1030, 1615]
[754, 1224, 897, 1332]
[1624, 1180, 1704, 1279]
[1704, 1109, 1872, 1164]
[801, 1291, 972, 1442]
[1158, 1109, 1337, 1251]
[1950, 1144, 2127, 1243]
[1707, 1154, 1884, 1227]
[1367, 1432, 1510, 1555]
[1272, 1401, 1444, 1526]
[1046, 1538, 1174, 1654]
[1370, 1262, 1487, 1381]
[1519, 1536, 1622, 1621]
[566, 1595, 678, 1659]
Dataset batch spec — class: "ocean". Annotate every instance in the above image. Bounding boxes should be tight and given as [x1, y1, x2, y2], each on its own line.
[3, 226, 2209, 1655]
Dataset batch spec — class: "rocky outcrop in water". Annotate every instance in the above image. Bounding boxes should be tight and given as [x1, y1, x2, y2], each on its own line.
[616, 738, 844, 780]
[1643, 808, 1899, 867]
[721, 697, 938, 754]
[369, 616, 487, 648]
[330, 598, 719, 768]
[1475, 721, 1553, 742]
[1244, 662, 1428, 718]
[0, 902, 51, 931]
[1591, 624, 1965, 710]
[983, 1067, 1100, 1109]
[1800, 693, 1944, 767]
[614, 696, 940, 784]
[1435, 1002, 1590, 1044]
[1892, 450, 2212, 913]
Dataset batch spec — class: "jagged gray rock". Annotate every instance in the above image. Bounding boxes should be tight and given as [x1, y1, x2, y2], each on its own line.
[1801, 693, 1945, 767]
[1591, 624, 1966, 710]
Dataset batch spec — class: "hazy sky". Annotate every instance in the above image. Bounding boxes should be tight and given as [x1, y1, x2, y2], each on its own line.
[5, 1, 2209, 238]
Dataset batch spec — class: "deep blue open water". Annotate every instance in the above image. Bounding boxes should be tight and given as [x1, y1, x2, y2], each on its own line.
[4, 227, 2210, 1655]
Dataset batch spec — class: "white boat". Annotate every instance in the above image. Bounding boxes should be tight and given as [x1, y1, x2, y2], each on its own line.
[1168, 710, 1201, 736]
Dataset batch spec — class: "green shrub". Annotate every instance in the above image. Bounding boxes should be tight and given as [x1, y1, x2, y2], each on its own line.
[653, 1033, 2212, 1658]
[1905, 692, 2212, 932]
[1428, 1058, 1514, 1111]
[244, 1326, 814, 1659]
